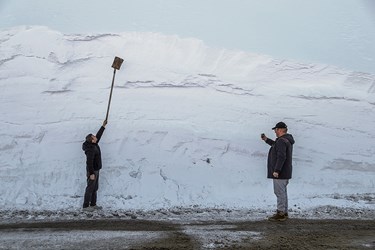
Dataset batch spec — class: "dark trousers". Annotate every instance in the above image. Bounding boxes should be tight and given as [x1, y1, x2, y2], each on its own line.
[83, 170, 99, 208]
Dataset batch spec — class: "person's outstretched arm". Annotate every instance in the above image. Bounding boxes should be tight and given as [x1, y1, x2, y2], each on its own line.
[261, 133, 275, 146]
[96, 120, 107, 143]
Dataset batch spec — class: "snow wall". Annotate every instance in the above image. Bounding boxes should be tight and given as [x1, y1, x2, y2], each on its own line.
[0, 26, 374, 211]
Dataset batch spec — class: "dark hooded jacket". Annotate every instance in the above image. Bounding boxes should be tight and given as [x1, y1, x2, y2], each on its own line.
[265, 133, 295, 179]
[82, 126, 105, 175]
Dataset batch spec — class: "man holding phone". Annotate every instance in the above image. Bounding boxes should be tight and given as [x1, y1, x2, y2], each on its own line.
[261, 122, 295, 221]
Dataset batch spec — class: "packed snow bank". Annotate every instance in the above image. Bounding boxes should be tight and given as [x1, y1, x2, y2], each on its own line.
[0, 26, 374, 212]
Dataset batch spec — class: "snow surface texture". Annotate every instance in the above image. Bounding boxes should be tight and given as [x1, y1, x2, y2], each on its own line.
[0, 26, 374, 214]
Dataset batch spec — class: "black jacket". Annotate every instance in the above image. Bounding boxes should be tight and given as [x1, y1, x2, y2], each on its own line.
[265, 133, 295, 179]
[82, 126, 105, 175]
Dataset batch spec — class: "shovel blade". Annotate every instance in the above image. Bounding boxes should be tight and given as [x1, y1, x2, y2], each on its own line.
[112, 56, 124, 70]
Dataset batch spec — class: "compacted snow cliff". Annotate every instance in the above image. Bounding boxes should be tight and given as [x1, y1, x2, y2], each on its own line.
[0, 26, 374, 213]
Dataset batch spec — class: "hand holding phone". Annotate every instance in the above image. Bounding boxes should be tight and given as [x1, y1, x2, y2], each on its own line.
[261, 133, 266, 140]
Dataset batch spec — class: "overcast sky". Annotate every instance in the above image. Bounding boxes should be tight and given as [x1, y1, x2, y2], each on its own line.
[0, 0, 374, 74]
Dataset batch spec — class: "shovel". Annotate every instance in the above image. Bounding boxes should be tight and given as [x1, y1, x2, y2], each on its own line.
[105, 56, 124, 121]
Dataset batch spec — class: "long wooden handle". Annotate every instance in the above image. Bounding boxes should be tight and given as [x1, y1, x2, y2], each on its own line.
[105, 68, 116, 121]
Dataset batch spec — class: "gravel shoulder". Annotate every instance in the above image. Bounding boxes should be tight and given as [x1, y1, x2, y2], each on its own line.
[0, 218, 374, 249]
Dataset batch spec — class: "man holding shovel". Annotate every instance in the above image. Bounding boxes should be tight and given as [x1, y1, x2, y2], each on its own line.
[81, 56, 123, 211]
[82, 120, 107, 211]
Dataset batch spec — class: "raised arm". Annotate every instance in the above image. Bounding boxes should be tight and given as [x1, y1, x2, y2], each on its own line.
[96, 120, 107, 143]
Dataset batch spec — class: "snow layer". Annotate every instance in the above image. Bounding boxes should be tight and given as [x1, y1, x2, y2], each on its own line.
[0, 26, 374, 213]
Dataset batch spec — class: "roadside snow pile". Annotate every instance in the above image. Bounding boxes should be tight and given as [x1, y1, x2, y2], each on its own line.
[1, 205, 374, 223]
[0, 26, 374, 214]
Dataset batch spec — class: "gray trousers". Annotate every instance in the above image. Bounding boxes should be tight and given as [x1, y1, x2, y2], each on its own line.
[273, 179, 289, 213]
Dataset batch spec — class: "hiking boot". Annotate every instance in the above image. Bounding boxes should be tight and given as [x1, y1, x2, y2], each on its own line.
[82, 206, 95, 212]
[273, 210, 289, 218]
[91, 205, 103, 210]
[268, 211, 287, 222]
